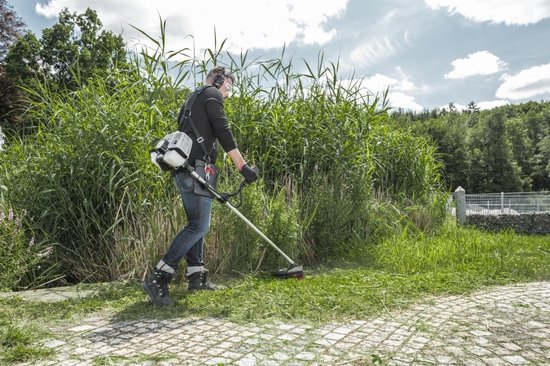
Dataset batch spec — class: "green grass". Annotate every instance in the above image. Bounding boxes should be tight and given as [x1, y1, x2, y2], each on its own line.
[372, 222, 550, 279]
[0, 223, 547, 365]
[0, 321, 53, 364]
[1, 225, 548, 332]
[0, 223, 548, 363]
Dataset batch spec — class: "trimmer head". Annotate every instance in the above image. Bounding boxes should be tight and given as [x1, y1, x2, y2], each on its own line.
[196, 173, 304, 281]
[271, 265, 304, 279]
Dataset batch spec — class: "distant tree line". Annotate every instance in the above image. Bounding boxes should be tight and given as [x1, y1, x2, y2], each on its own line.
[390, 101, 550, 193]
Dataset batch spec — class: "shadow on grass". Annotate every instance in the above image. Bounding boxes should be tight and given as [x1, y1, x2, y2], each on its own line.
[105, 279, 246, 323]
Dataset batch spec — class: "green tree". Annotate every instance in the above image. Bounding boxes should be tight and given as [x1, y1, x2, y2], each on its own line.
[412, 112, 469, 190]
[434, 112, 469, 190]
[466, 101, 480, 114]
[507, 116, 533, 190]
[3, 32, 41, 85]
[2, 7, 129, 132]
[0, 0, 27, 127]
[389, 101, 550, 192]
[0, 0, 25, 60]
[531, 106, 550, 190]
[5, 7, 128, 90]
[467, 109, 523, 192]
[392, 107, 469, 191]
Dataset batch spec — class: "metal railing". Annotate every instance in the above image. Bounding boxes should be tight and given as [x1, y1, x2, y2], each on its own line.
[464, 191, 550, 215]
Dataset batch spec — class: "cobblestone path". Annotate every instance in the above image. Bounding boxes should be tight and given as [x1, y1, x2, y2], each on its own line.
[17, 282, 550, 365]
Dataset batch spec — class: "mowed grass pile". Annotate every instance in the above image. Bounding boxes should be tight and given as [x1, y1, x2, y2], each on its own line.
[1, 223, 548, 326]
[0, 25, 445, 289]
[159, 223, 550, 322]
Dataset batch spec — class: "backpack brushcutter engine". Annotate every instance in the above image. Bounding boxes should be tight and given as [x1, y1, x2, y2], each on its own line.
[150, 131, 193, 171]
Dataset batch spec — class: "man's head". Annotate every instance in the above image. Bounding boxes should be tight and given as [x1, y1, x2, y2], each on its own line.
[206, 66, 235, 99]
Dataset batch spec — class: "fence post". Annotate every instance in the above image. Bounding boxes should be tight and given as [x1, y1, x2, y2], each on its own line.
[455, 186, 466, 226]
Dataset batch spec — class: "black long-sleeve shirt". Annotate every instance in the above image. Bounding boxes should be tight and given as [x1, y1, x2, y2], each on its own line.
[177, 86, 237, 166]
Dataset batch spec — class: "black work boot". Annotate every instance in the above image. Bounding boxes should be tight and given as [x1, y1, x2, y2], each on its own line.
[142, 269, 174, 306]
[187, 270, 224, 292]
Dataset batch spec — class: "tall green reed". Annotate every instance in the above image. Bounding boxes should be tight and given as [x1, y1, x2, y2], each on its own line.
[2, 71, 181, 282]
[1, 18, 447, 285]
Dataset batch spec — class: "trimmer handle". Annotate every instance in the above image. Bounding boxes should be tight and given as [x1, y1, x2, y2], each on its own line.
[241, 164, 259, 184]
[225, 180, 248, 199]
[227, 165, 258, 197]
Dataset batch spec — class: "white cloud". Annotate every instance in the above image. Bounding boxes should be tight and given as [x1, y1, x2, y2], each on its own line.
[347, 8, 419, 68]
[444, 51, 506, 79]
[438, 100, 509, 111]
[477, 100, 509, 110]
[424, 0, 550, 25]
[35, 0, 349, 54]
[358, 70, 424, 112]
[388, 92, 424, 112]
[350, 37, 396, 68]
[364, 72, 416, 93]
[339, 70, 423, 111]
[496, 63, 550, 100]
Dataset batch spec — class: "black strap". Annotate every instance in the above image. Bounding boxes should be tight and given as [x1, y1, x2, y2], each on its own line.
[178, 86, 215, 162]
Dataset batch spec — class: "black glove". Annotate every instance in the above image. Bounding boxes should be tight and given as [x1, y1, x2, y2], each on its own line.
[240, 164, 259, 184]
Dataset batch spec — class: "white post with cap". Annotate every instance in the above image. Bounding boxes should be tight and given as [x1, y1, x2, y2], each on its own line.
[454, 186, 466, 226]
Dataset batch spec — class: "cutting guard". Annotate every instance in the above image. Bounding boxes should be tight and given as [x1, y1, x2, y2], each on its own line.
[271, 265, 304, 279]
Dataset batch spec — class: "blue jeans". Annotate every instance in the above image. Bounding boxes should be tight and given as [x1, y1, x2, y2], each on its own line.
[162, 170, 213, 270]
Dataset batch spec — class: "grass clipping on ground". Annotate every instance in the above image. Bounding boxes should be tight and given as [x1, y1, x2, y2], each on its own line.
[1, 225, 549, 327]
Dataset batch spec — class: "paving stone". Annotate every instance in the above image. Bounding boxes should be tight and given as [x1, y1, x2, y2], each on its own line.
[474, 337, 491, 345]
[235, 355, 259, 366]
[502, 355, 529, 365]
[278, 332, 300, 341]
[436, 355, 457, 364]
[314, 338, 337, 347]
[278, 323, 296, 330]
[205, 357, 230, 365]
[9, 281, 549, 366]
[445, 346, 466, 357]
[43, 339, 67, 348]
[325, 332, 347, 341]
[502, 342, 522, 351]
[481, 358, 508, 366]
[471, 330, 493, 337]
[334, 341, 356, 350]
[295, 352, 316, 361]
[68, 324, 98, 332]
[333, 326, 354, 335]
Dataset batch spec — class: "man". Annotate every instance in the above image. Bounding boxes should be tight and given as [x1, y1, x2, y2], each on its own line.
[142, 66, 258, 306]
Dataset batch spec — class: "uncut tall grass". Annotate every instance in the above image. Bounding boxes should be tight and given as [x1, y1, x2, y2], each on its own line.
[0, 25, 446, 286]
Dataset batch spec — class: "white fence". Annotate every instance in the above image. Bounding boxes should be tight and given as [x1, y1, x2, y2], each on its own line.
[464, 191, 550, 215]
[451, 187, 550, 225]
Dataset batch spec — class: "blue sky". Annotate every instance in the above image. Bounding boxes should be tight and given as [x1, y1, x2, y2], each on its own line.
[8, 0, 550, 112]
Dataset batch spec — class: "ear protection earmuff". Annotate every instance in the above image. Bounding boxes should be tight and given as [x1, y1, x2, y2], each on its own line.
[213, 74, 225, 89]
